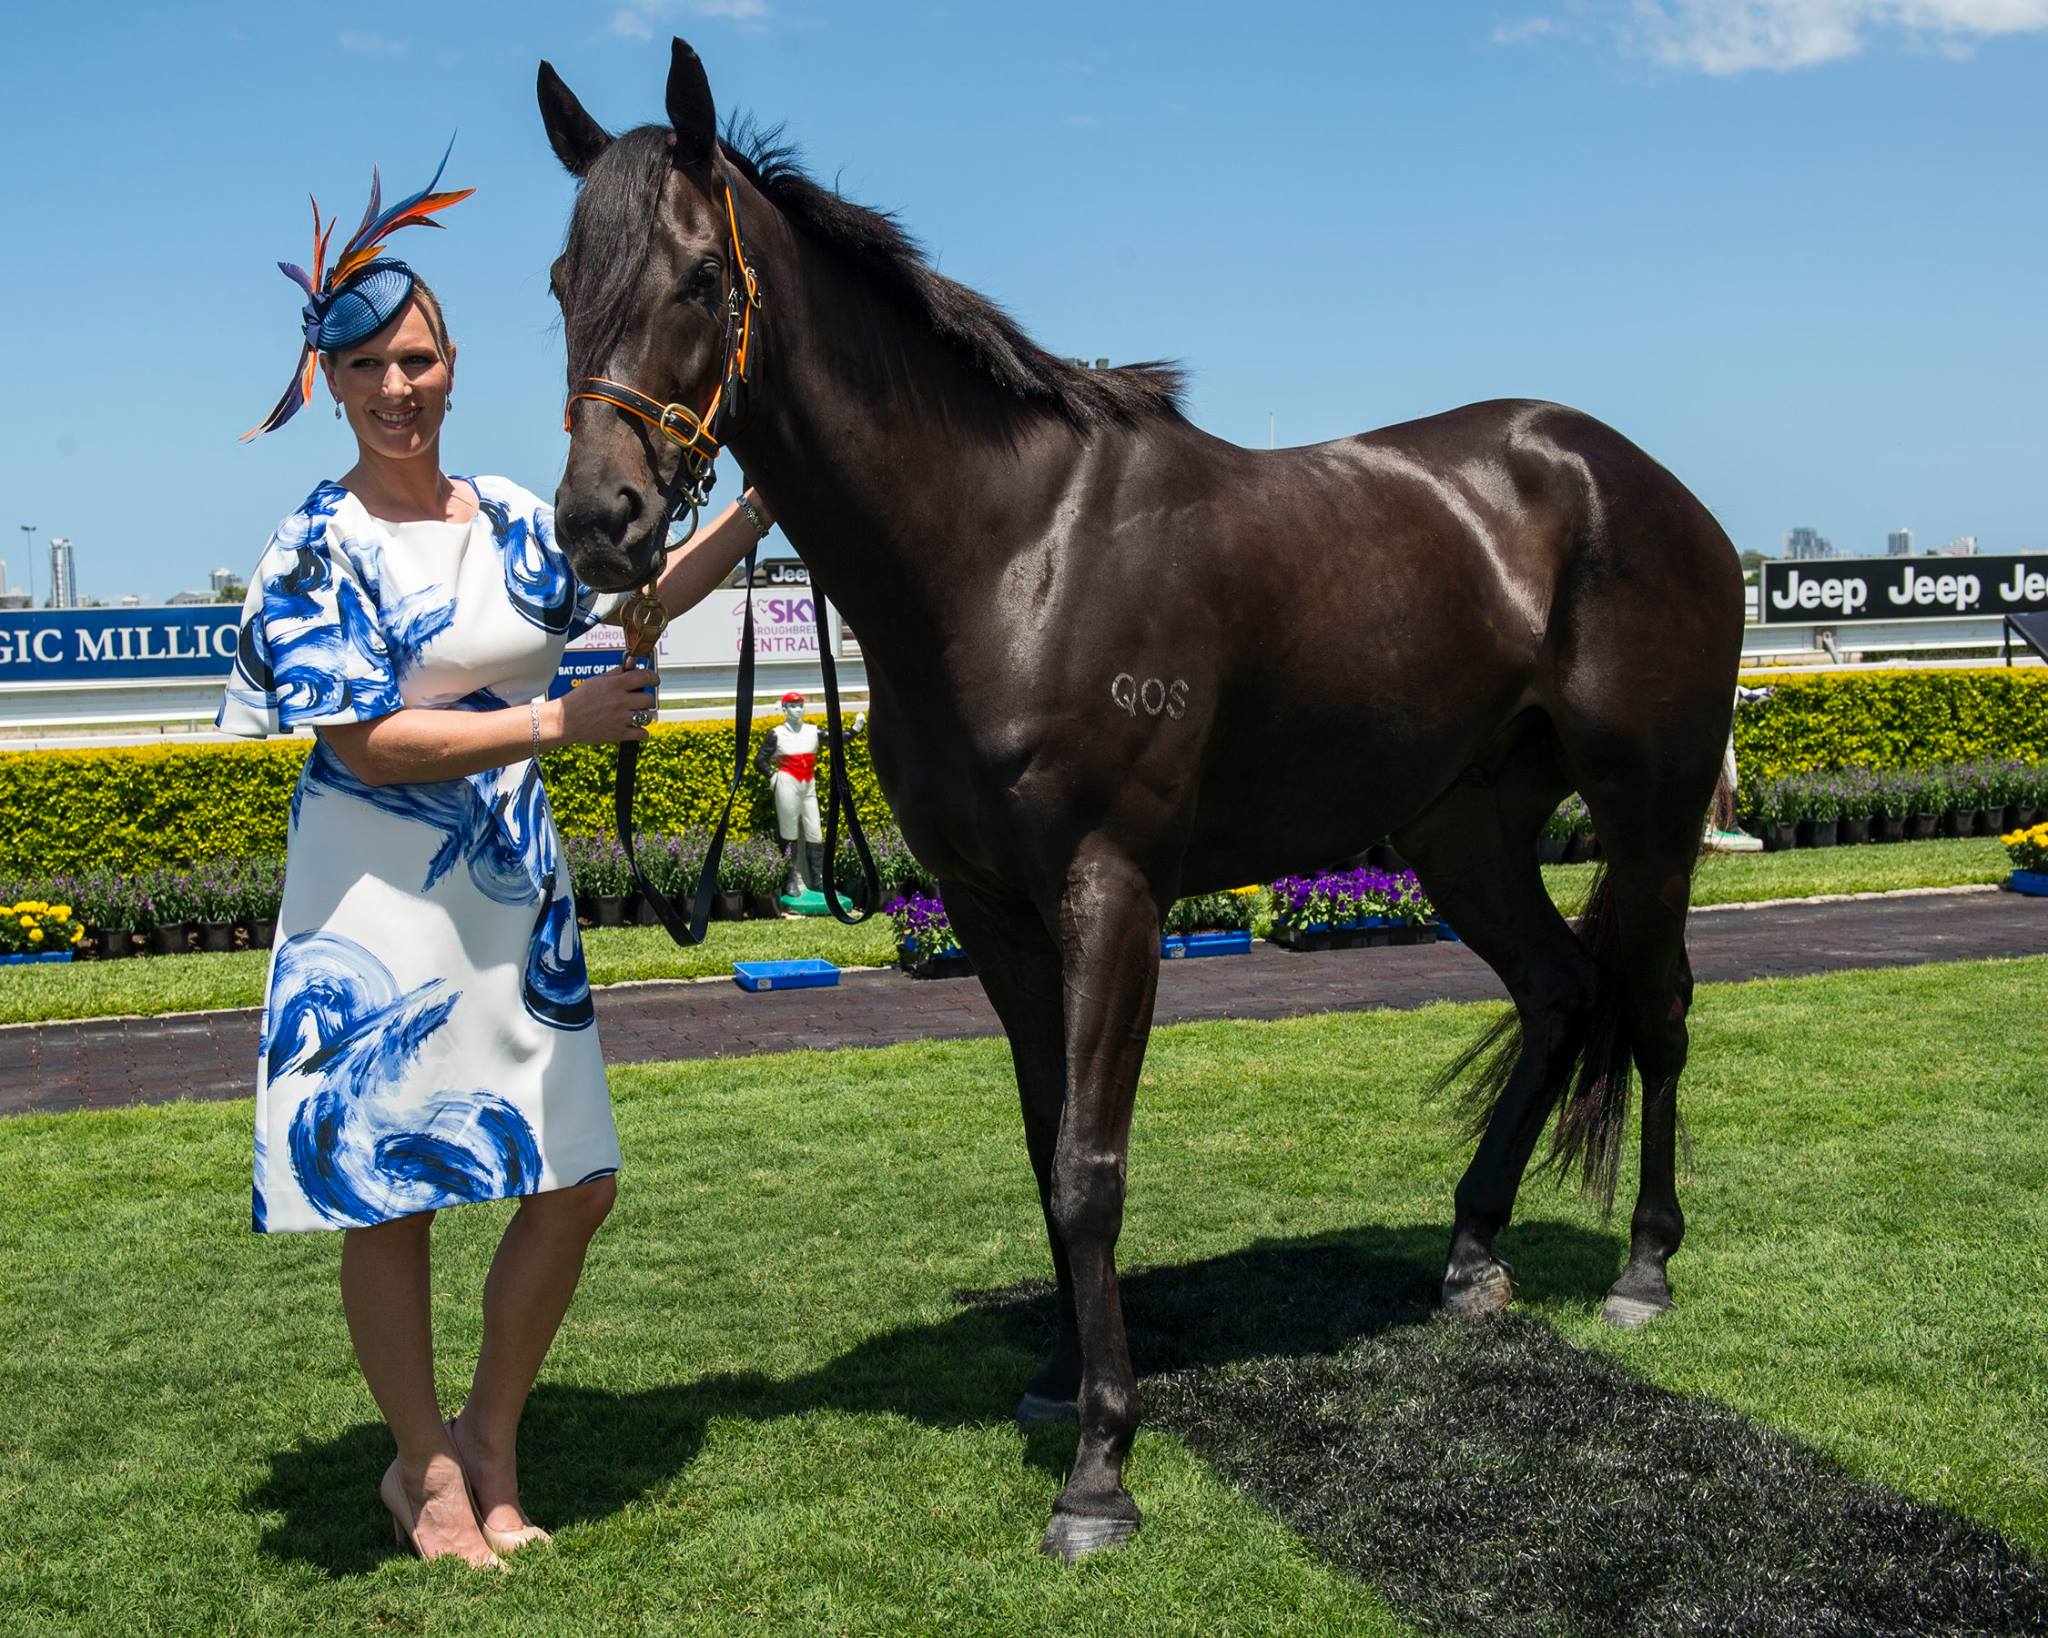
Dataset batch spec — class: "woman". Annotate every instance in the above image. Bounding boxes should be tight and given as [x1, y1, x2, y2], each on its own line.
[219, 147, 772, 1566]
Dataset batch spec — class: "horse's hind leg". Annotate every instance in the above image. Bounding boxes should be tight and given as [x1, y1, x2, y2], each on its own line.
[1396, 730, 1597, 1314]
[941, 881, 1081, 1420]
[1575, 796, 1706, 1327]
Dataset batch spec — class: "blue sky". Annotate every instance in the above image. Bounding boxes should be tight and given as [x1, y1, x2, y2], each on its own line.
[1, 1, 2043, 603]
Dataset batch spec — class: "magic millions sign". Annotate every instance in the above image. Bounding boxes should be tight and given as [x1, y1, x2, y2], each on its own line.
[0, 606, 241, 681]
[1758, 556, 2048, 625]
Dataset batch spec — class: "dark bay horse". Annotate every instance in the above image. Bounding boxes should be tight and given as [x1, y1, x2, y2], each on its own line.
[538, 40, 1744, 1560]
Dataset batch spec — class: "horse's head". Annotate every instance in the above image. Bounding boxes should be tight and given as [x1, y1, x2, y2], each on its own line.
[539, 39, 741, 591]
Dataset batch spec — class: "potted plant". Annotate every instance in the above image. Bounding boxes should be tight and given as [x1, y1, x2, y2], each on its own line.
[0, 896, 84, 964]
[1538, 798, 1578, 864]
[635, 832, 698, 925]
[1867, 770, 1909, 844]
[888, 890, 974, 978]
[2003, 822, 2048, 896]
[188, 860, 241, 953]
[136, 867, 194, 955]
[70, 868, 136, 960]
[1744, 776, 1797, 852]
[243, 856, 285, 949]
[2015, 763, 2048, 831]
[1555, 795, 1596, 863]
[1161, 888, 1256, 958]
[1901, 766, 1941, 841]
[711, 834, 751, 920]
[1793, 771, 1838, 849]
[1835, 768, 1874, 847]
[1269, 867, 1437, 951]
[737, 834, 789, 919]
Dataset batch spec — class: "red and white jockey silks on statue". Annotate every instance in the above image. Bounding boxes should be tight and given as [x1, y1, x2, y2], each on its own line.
[754, 690, 825, 896]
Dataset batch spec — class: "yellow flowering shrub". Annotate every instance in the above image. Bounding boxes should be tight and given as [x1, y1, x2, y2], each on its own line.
[2003, 823, 2048, 874]
[0, 898, 84, 957]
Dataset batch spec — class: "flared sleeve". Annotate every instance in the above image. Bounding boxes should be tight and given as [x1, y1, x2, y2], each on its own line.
[216, 483, 403, 738]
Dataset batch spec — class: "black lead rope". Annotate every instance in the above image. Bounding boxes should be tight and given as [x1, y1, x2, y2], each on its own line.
[612, 550, 881, 947]
[613, 543, 757, 948]
[816, 596, 881, 925]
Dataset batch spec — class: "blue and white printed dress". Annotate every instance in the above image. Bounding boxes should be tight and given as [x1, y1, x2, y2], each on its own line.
[218, 475, 625, 1233]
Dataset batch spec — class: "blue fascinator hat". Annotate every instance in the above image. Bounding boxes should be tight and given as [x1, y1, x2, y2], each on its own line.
[242, 137, 472, 441]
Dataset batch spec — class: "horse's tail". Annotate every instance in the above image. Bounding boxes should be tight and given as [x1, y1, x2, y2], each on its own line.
[1437, 867, 1636, 1211]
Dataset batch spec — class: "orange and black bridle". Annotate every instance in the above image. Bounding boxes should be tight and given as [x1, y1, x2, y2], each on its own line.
[562, 168, 762, 549]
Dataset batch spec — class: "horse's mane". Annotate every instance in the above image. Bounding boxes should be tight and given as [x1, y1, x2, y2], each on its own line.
[563, 120, 1185, 431]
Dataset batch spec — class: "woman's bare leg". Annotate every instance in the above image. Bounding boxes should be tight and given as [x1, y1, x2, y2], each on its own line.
[340, 1210, 496, 1565]
[452, 1175, 618, 1532]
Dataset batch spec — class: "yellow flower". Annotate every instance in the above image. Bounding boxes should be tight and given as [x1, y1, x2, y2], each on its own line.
[16, 916, 32, 930]
[69, 927, 83, 944]
[51, 904, 71, 921]
[27, 928, 43, 944]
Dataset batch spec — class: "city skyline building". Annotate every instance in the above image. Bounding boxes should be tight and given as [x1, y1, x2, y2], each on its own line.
[1937, 535, 1980, 556]
[1887, 527, 1914, 557]
[1784, 525, 1833, 560]
[48, 537, 76, 609]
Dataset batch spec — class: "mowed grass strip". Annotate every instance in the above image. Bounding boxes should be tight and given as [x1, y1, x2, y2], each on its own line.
[1, 958, 2043, 1633]
[0, 836, 2013, 1027]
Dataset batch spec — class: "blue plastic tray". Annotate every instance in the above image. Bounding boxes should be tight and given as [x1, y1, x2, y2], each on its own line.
[733, 959, 841, 992]
[1160, 930, 1253, 959]
[2009, 870, 2048, 898]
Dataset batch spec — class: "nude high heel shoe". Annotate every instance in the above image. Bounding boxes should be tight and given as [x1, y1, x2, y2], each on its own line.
[447, 1417, 553, 1553]
[381, 1455, 505, 1568]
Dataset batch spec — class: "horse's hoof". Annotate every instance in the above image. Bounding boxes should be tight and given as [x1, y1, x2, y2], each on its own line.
[1601, 1291, 1671, 1328]
[1440, 1261, 1513, 1317]
[1039, 1510, 1138, 1563]
[1015, 1392, 1078, 1429]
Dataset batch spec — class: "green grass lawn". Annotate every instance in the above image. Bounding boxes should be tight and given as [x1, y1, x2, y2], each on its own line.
[1, 958, 2041, 1633]
[0, 837, 2014, 1028]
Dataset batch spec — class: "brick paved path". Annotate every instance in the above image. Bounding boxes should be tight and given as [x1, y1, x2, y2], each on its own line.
[5, 888, 2041, 1119]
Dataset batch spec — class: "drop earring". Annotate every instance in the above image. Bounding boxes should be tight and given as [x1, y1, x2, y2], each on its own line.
[445, 398, 454, 413]
[333, 403, 341, 420]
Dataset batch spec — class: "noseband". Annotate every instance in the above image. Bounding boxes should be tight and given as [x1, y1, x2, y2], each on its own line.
[562, 169, 762, 545]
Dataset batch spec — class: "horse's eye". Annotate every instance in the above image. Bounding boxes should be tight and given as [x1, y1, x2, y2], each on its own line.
[677, 259, 721, 305]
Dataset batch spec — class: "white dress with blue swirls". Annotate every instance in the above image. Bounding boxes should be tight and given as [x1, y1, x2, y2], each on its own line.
[218, 476, 626, 1234]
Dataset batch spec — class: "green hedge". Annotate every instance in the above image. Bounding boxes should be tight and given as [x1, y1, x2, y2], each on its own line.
[0, 716, 890, 877]
[1735, 669, 2048, 781]
[10, 671, 2043, 874]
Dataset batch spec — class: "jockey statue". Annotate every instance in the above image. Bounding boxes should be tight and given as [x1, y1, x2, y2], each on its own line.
[755, 689, 824, 898]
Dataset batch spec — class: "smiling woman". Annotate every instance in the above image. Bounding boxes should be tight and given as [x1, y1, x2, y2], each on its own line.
[212, 138, 771, 1576]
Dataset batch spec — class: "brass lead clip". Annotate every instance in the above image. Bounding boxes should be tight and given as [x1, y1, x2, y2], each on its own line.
[619, 585, 667, 669]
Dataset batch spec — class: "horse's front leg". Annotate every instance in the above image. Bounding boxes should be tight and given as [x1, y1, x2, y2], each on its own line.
[1040, 848, 1160, 1562]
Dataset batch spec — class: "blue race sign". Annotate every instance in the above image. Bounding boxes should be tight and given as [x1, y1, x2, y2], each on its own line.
[0, 607, 241, 681]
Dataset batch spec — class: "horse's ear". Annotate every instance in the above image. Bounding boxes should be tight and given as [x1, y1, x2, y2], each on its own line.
[537, 61, 611, 177]
[665, 37, 717, 170]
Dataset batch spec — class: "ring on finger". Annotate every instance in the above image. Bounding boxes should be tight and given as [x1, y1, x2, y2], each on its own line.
[630, 707, 656, 728]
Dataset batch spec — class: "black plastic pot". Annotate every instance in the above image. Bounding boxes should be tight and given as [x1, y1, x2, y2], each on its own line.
[1875, 816, 1905, 844]
[250, 917, 277, 949]
[91, 926, 135, 961]
[1763, 822, 1797, 852]
[1905, 813, 1939, 841]
[1796, 819, 1838, 849]
[594, 895, 628, 927]
[902, 951, 976, 980]
[635, 893, 665, 926]
[1837, 816, 1871, 846]
[1537, 838, 1566, 864]
[747, 892, 784, 920]
[147, 922, 191, 955]
[195, 921, 237, 954]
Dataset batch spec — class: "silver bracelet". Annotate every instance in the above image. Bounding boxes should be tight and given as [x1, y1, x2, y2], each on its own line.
[529, 699, 542, 760]
[736, 492, 770, 539]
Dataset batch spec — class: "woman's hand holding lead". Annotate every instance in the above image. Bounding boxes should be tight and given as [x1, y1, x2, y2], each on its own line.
[549, 666, 661, 744]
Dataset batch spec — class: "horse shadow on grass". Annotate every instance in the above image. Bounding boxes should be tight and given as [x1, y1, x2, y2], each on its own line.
[245, 1220, 1579, 1572]
[246, 1218, 2045, 1635]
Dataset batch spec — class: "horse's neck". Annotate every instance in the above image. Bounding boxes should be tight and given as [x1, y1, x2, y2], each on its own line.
[726, 213, 1084, 681]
